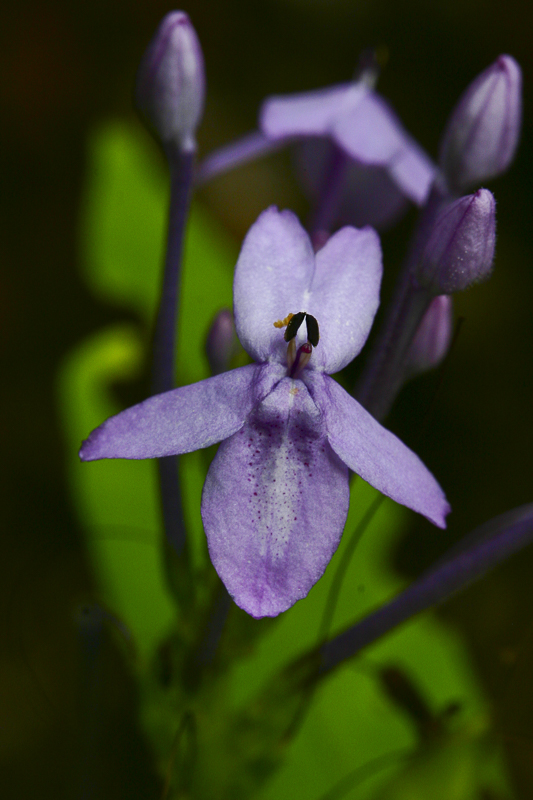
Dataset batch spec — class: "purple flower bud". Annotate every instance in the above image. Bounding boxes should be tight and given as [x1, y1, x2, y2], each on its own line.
[405, 295, 453, 378]
[205, 309, 238, 375]
[439, 55, 522, 193]
[416, 189, 496, 294]
[136, 12, 205, 152]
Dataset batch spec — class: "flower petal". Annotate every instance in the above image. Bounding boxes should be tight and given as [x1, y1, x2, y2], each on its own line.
[79, 363, 283, 461]
[332, 93, 435, 204]
[305, 373, 450, 528]
[233, 207, 316, 364]
[260, 83, 366, 139]
[305, 225, 382, 373]
[233, 207, 382, 373]
[202, 378, 350, 617]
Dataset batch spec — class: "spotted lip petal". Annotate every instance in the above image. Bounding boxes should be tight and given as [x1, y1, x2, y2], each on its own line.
[79, 363, 284, 461]
[305, 372, 450, 528]
[201, 378, 350, 617]
[233, 207, 382, 374]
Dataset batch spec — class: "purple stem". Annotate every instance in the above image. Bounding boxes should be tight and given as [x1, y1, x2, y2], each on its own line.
[355, 182, 450, 420]
[152, 146, 194, 554]
[319, 503, 533, 676]
[309, 144, 349, 246]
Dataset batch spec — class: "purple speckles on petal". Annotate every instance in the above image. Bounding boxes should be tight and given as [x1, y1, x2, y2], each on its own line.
[202, 378, 349, 617]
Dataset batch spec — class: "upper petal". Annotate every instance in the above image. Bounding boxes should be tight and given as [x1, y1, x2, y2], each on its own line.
[233, 207, 316, 364]
[260, 83, 366, 140]
[305, 372, 450, 528]
[79, 363, 283, 461]
[202, 378, 350, 617]
[305, 225, 382, 373]
[233, 207, 382, 373]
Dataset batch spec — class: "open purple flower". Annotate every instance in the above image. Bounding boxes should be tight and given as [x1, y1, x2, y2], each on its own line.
[80, 208, 449, 618]
[197, 81, 436, 229]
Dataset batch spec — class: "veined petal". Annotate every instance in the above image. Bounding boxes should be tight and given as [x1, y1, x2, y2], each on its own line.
[79, 363, 284, 461]
[233, 207, 316, 364]
[260, 83, 366, 139]
[305, 225, 382, 373]
[305, 373, 450, 528]
[202, 378, 349, 617]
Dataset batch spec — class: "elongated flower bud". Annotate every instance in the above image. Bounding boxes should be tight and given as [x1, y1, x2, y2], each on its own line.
[439, 55, 522, 193]
[405, 295, 453, 378]
[136, 12, 205, 152]
[416, 189, 496, 294]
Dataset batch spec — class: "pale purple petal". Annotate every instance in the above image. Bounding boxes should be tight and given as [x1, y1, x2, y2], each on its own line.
[202, 378, 349, 617]
[305, 226, 382, 373]
[305, 372, 450, 527]
[233, 207, 316, 364]
[260, 83, 366, 139]
[79, 363, 284, 461]
[333, 93, 436, 204]
[387, 140, 436, 205]
[233, 207, 382, 372]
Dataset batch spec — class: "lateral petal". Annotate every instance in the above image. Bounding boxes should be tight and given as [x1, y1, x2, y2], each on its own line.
[79, 363, 283, 461]
[202, 378, 349, 617]
[305, 373, 450, 528]
[305, 225, 382, 373]
[233, 207, 316, 364]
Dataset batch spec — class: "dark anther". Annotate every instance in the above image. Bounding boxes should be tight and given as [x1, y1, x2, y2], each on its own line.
[284, 311, 306, 342]
[305, 314, 320, 346]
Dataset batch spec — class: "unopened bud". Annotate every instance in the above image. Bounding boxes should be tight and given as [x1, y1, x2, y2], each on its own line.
[205, 309, 238, 375]
[405, 295, 453, 379]
[136, 12, 205, 152]
[416, 189, 496, 294]
[439, 55, 522, 193]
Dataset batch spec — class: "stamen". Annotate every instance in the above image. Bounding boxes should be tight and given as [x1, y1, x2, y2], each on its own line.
[286, 337, 297, 370]
[305, 314, 320, 346]
[284, 311, 306, 342]
[273, 313, 294, 329]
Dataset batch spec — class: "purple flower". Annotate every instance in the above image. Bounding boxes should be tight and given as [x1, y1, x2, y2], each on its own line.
[260, 82, 436, 207]
[197, 80, 436, 229]
[80, 208, 450, 618]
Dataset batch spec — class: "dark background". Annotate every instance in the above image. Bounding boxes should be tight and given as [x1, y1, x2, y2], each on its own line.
[2, 0, 533, 796]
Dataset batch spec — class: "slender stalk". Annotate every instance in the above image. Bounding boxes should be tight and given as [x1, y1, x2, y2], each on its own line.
[152, 146, 194, 555]
[355, 183, 449, 420]
[318, 493, 385, 641]
[309, 144, 349, 246]
[355, 279, 432, 420]
[318, 504, 533, 676]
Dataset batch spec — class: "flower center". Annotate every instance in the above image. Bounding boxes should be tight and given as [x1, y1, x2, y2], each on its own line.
[273, 311, 319, 378]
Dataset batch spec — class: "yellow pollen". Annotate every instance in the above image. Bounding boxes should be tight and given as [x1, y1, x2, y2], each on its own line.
[273, 313, 294, 329]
